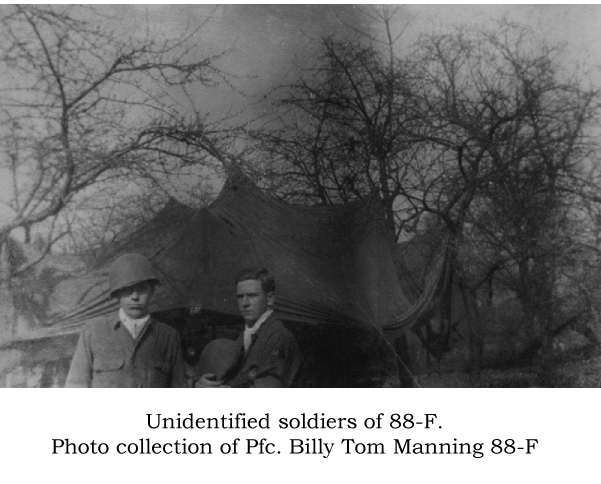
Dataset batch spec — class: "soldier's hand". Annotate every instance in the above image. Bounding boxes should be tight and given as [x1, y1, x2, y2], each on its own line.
[195, 373, 224, 388]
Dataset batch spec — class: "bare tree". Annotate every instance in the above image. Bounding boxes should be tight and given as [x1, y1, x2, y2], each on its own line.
[0, 5, 231, 336]
[407, 20, 601, 381]
[248, 6, 420, 240]
[249, 13, 601, 384]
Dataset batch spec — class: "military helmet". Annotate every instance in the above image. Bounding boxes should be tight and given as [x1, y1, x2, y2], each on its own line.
[108, 253, 161, 298]
[197, 338, 239, 381]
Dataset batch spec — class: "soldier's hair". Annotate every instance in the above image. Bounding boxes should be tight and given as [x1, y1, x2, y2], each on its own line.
[234, 267, 276, 294]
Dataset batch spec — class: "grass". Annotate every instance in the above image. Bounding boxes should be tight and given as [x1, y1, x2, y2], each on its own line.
[381, 346, 601, 388]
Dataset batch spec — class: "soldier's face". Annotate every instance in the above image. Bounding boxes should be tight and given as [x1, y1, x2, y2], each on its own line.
[236, 279, 274, 326]
[117, 281, 155, 319]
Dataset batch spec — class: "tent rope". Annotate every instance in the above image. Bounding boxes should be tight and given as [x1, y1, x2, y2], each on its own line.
[374, 328, 422, 388]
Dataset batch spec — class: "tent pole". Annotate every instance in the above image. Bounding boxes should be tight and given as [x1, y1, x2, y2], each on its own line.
[394, 334, 414, 388]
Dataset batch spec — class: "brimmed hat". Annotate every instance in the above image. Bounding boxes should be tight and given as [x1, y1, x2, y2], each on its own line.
[109, 253, 161, 298]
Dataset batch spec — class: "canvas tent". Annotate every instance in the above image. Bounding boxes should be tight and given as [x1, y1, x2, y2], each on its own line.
[7, 175, 450, 344]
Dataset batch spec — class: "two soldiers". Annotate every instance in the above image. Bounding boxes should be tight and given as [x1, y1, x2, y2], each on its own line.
[66, 254, 301, 388]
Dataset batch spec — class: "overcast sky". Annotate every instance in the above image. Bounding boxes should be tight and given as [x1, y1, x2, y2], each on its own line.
[97, 4, 601, 125]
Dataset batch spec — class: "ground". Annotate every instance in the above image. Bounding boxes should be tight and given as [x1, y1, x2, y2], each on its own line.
[3, 317, 600, 387]
[382, 346, 601, 388]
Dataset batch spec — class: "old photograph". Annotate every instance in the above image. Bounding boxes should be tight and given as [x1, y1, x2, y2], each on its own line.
[1, 4, 601, 388]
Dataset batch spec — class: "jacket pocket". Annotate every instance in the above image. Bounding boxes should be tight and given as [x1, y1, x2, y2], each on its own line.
[150, 362, 172, 387]
[93, 357, 124, 372]
[153, 362, 173, 375]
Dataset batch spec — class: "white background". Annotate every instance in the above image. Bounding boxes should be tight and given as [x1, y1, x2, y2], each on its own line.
[1, 389, 596, 483]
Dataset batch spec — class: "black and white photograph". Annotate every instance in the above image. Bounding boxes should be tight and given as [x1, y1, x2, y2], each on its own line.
[3, 4, 601, 389]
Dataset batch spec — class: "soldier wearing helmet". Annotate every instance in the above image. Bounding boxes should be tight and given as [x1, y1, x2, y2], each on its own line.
[65, 253, 186, 387]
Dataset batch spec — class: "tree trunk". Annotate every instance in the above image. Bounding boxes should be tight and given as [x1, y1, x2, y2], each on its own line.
[458, 282, 483, 387]
[0, 238, 17, 341]
[530, 310, 557, 387]
[518, 259, 557, 386]
[449, 235, 483, 387]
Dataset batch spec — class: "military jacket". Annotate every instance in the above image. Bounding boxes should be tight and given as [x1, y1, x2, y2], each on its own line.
[65, 316, 186, 388]
[225, 315, 302, 388]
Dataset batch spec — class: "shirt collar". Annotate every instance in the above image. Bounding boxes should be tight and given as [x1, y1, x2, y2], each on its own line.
[118, 308, 150, 325]
[243, 308, 273, 351]
[117, 308, 151, 337]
